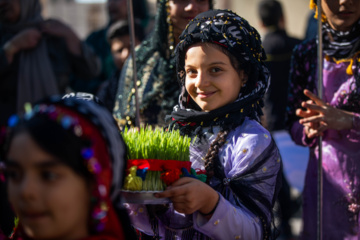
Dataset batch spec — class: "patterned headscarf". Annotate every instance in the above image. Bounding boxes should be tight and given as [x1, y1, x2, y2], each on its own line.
[5, 96, 129, 240]
[169, 9, 270, 135]
[113, 0, 212, 127]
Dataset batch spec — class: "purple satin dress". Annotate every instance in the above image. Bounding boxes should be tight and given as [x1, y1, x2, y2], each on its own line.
[287, 39, 360, 240]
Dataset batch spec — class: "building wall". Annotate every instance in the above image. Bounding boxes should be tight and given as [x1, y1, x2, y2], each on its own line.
[40, 0, 312, 40]
[230, 0, 311, 40]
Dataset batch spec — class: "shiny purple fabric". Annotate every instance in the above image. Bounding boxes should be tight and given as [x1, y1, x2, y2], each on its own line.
[287, 39, 360, 239]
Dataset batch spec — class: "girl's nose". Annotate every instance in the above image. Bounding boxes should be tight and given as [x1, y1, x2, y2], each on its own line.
[194, 72, 209, 88]
[18, 175, 37, 201]
[184, 0, 198, 12]
[339, 0, 352, 5]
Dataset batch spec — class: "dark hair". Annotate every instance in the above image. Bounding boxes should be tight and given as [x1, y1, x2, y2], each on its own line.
[4, 115, 92, 180]
[107, 20, 145, 43]
[258, 0, 283, 27]
[203, 130, 229, 180]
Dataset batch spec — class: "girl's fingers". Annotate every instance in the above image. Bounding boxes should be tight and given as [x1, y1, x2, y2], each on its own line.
[299, 115, 324, 124]
[154, 186, 186, 198]
[304, 89, 325, 106]
[301, 102, 324, 113]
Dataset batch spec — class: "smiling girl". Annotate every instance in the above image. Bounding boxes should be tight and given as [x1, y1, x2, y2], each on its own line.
[0, 96, 133, 240]
[126, 9, 282, 240]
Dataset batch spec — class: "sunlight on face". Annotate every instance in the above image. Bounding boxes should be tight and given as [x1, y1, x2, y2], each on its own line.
[321, 0, 360, 31]
[7, 132, 91, 240]
[185, 43, 247, 112]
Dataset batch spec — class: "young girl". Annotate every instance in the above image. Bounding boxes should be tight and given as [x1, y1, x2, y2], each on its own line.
[0, 95, 134, 240]
[126, 9, 282, 240]
[286, 0, 360, 238]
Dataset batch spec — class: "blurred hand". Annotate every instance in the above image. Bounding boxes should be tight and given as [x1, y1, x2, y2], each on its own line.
[296, 89, 353, 138]
[155, 177, 219, 216]
[4, 28, 42, 63]
[41, 19, 73, 38]
[41, 19, 81, 56]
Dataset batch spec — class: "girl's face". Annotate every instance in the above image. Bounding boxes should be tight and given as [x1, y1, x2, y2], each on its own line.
[322, 0, 360, 31]
[185, 43, 247, 112]
[169, 0, 210, 33]
[7, 131, 91, 240]
[107, 0, 127, 23]
[0, 0, 21, 24]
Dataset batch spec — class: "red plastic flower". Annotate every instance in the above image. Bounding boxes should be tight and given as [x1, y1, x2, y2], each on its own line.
[161, 168, 182, 186]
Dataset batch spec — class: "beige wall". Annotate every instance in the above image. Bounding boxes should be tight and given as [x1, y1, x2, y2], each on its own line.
[229, 0, 311, 40]
[41, 0, 312, 40]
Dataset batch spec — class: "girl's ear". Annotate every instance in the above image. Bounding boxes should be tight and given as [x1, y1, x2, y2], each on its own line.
[240, 70, 248, 87]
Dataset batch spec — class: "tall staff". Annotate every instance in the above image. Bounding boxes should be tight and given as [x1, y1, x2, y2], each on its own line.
[126, 0, 141, 127]
[316, 0, 323, 239]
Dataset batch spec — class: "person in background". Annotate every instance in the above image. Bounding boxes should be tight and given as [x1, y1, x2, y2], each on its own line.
[71, 0, 149, 94]
[113, 0, 212, 127]
[258, 0, 301, 132]
[0, 0, 101, 126]
[257, 1, 302, 239]
[97, 20, 145, 112]
[127, 9, 282, 240]
[0, 1, 100, 232]
[0, 95, 134, 240]
[286, 0, 360, 238]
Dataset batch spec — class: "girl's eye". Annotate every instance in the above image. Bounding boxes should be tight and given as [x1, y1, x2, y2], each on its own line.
[186, 69, 197, 76]
[6, 168, 22, 182]
[210, 67, 222, 73]
[41, 171, 58, 181]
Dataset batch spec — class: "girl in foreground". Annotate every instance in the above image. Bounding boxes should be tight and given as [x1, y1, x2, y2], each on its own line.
[0, 96, 133, 240]
[127, 9, 282, 240]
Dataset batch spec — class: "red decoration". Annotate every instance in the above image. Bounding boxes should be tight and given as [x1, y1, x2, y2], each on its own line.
[161, 168, 182, 186]
[127, 159, 191, 172]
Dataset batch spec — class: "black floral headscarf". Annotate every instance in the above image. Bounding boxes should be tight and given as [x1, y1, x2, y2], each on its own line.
[169, 9, 271, 135]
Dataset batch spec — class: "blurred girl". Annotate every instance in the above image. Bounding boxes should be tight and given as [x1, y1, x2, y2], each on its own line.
[0, 96, 133, 240]
[127, 9, 282, 240]
[286, 0, 360, 239]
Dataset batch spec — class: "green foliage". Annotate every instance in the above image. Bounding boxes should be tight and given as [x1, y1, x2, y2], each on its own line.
[122, 126, 191, 162]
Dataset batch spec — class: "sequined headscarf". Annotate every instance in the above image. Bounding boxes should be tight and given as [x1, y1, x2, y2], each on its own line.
[113, 0, 213, 127]
[169, 9, 271, 135]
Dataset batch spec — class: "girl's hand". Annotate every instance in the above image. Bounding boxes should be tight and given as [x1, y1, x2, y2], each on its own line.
[154, 177, 219, 216]
[296, 89, 353, 138]
[4, 28, 42, 63]
[41, 19, 73, 38]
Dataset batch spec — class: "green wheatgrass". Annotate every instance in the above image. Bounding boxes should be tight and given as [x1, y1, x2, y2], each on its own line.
[122, 127, 191, 191]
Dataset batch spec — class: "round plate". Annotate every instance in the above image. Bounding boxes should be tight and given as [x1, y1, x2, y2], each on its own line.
[121, 190, 171, 204]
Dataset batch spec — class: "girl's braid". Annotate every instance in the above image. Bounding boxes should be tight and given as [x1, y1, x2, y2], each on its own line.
[203, 130, 229, 179]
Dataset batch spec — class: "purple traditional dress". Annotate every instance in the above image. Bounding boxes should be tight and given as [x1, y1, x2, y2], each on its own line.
[287, 20, 360, 239]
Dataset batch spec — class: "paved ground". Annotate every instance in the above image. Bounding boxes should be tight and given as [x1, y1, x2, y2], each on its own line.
[272, 130, 308, 240]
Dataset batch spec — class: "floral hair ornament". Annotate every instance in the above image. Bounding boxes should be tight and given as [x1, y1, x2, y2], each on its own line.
[7, 100, 113, 233]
